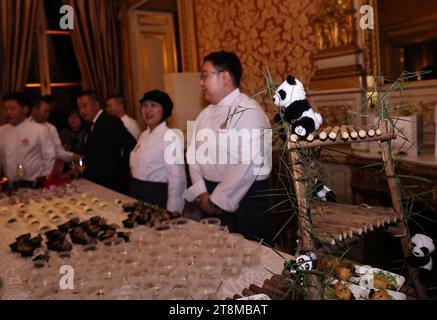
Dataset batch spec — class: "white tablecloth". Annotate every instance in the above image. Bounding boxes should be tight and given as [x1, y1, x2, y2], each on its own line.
[0, 180, 289, 300]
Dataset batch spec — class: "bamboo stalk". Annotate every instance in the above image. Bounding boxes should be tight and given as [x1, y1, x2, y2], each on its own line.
[329, 126, 340, 140]
[340, 125, 349, 140]
[375, 127, 382, 136]
[288, 146, 323, 299]
[312, 218, 352, 238]
[289, 132, 395, 149]
[306, 132, 316, 142]
[290, 134, 299, 142]
[367, 126, 376, 137]
[347, 125, 358, 139]
[379, 119, 428, 300]
[319, 127, 332, 140]
[311, 202, 396, 231]
[355, 125, 367, 139]
[312, 215, 365, 235]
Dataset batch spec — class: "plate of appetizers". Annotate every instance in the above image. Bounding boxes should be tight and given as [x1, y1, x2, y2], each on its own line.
[325, 279, 406, 300]
[349, 267, 405, 291]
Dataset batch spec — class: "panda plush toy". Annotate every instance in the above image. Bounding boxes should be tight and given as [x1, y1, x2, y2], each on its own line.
[273, 75, 323, 140]
[407, 233, 435, 283]
[285, 252, 317, 286]
[314, 178, 336, 203]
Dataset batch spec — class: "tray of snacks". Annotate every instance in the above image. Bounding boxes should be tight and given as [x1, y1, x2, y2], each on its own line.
[350, 265, 405, 291]
[324, 279, 406, 300]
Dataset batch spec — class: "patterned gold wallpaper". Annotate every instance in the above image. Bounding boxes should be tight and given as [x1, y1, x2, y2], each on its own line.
[194, 0, 317, 117]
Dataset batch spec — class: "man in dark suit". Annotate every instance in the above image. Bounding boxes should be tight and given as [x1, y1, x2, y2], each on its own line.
[77, 90, 136, 194]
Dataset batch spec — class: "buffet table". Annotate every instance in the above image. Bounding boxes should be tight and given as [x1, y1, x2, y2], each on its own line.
[0, 180, 288, 300]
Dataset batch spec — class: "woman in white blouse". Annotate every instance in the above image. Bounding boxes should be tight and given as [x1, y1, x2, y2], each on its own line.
[129, 90, 186, 213]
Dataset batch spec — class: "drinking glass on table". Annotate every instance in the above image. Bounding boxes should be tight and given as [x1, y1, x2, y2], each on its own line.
[16, 164, 26, 180]
[77, 157, 86, 174]
[71, 157, 86, 179]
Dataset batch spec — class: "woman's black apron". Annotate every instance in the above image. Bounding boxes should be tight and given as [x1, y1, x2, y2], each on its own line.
[129, 177, 168, 209]
[204, 179, 273, 244]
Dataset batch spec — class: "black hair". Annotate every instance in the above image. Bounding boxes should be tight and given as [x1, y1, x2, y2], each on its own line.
[107, 94, 126, 110]
[77, 90, 100, 102]
[139, 90, 174, 122]
[41, 95, 54, 104]
[2, 92, 29, 107]
[203, 50, 243, 87]
[29, 97, 43, 110]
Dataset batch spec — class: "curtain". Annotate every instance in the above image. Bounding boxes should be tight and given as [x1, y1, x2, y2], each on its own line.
[64, 0, 122, 101]
[0, 0, 38, 96]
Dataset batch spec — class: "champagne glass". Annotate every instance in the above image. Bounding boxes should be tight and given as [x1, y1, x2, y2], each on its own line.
[71, 157, 86, 178]
[76, 158, 86, 178]
[16, 164, 26, 180]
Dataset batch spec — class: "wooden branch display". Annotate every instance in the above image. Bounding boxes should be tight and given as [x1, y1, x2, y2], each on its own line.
[329, 126, 340, 140]
[340, 125, 349, 141]
[355, 125, 367, 139]
[286, 119, 427, 299]
[288, 125, 395, 149]
[319, 126, 332, 140]
[347, 125, 358, 139]
[227, 273, 295, 300]
[309, 202, 402, 246]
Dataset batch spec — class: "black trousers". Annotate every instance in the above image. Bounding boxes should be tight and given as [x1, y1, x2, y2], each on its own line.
[205, 179, 273, 244]
[129, 177, 168, 209]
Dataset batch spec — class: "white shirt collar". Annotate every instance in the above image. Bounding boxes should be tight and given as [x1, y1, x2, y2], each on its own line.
[15, 118, 30, 128]
[92, 109, 103, 124]
[215, 88, 240, 107]
[146, 121, 168, 135]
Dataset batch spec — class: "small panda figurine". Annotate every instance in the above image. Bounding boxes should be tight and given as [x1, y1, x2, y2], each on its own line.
[314, 178, 336, 203]
[407, 233, 435, 283]
[273, 75, 323, 140]
[286, 252, 317, 286]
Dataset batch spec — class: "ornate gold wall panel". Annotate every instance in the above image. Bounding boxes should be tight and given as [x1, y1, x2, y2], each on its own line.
[314, 0, 357, 55]
[194, 0, 317, 116]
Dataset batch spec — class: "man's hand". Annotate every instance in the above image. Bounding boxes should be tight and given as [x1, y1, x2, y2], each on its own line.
[199, 192, 217, 216]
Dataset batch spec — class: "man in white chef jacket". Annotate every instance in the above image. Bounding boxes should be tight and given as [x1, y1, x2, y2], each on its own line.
[0, 92, 56, 183]
[184, 51, 273, 243]
[29, 98, 80, 163]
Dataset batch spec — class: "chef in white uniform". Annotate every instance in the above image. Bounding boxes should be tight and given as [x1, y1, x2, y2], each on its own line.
[29, 98, 80, 163]
[184, 51, 273, 243]
[0, 92, 56, 182]
[129, 90, 186, 213]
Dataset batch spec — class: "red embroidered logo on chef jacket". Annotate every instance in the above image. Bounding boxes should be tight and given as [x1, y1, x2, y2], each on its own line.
[21, 138, 30, 146]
